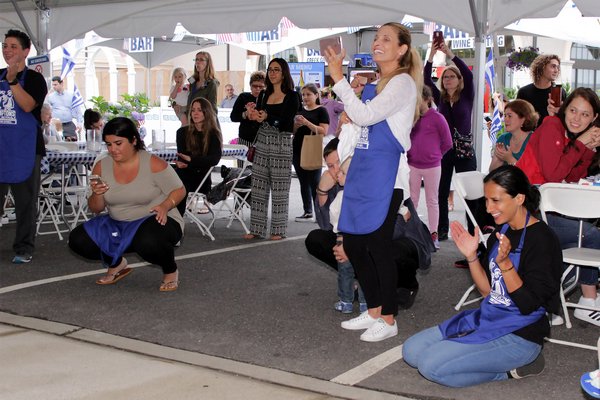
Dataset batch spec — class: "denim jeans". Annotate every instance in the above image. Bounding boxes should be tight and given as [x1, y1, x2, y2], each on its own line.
[338, 260, 365, 304]
[402, 326, 541, 388]
[546, 213, 600, 285]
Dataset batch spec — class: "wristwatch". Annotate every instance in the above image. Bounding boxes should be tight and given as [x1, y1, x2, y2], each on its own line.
[8, 78, 18, 86]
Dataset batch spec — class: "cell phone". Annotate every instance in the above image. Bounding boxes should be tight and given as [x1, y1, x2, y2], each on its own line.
[319, 36, 342, 56]
[356, 72, 377, 84]
[550, 84, 562, 107]
[433, 30, 444, 48]
[187, 76, 196, 85]
[484, 116, 492, 123]
[255, 90, 265, 111]
[89, 175, 105, 186]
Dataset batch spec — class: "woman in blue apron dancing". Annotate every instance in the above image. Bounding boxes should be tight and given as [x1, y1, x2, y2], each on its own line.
[403, 165, 562, 387]
[323, 22, 422, 342]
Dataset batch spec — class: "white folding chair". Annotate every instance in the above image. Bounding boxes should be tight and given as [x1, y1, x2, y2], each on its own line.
[184, 166, 216, 241]
[453, 171, 489, 310]
[539, 183, 600, 337]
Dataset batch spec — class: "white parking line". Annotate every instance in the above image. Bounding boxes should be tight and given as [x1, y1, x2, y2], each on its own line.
[330, 345, 404, 386]
[0, 235, 305, 295]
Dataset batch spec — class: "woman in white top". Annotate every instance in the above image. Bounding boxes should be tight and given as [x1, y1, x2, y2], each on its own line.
[323, 22, 422, 342]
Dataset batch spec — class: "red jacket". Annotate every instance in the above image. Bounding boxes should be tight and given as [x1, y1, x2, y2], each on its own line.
[517, 116, 595, 184]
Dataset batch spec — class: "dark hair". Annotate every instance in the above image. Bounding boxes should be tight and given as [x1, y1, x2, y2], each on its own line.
[5, 29, 31, 49]
[51, 76, 63, 83]
[556, 87, 600, 142]
[323, 137, 339, 158]
[504, 99, 539, 132]
[102, 117, 145, 151]
[265, 58, 294, 96]
[186, 97, 223, 156]
[484, 165, 540, 214]
[83, 109, 102, 130]
[302, 83, 320, 105]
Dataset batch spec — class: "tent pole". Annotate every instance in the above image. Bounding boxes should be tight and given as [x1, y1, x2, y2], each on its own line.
[470, 0, 488, 172]
[10, 0, 42, 53]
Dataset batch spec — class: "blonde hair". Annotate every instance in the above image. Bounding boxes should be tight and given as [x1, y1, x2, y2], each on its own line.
[171, 67, 187, 82]
[376, 22, 423, 123]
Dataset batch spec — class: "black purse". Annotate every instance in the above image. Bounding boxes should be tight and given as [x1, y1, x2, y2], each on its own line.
[452, 128, 474, 159]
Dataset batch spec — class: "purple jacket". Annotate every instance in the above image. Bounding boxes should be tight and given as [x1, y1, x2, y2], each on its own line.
[321, 97, 345, 136]
[424, 56, 474, 138]
[407, 108, 453, 168]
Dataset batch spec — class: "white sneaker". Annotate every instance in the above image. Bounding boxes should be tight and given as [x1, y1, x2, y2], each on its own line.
[360, 318, 398, 342]
[573, 297, 600, 327]
[550, 313, 564, 326]
[341, 311, 377, 331]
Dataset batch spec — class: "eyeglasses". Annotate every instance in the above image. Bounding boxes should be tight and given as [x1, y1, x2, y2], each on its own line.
[443, 75, 458, 80]
[267, 68, 282, 73]
[194, 58, 208, 62]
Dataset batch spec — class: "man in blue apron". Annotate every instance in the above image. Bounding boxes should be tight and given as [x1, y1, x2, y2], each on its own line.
[0, 29, 48, 263]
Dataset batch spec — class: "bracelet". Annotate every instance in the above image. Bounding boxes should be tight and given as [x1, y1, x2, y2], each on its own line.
[466, 256, 479, 263]
[500, 265, 514, 273]
[167, 197, 176, 208]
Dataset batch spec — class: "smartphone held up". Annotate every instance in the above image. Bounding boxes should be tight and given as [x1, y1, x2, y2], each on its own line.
[320, 36, 342, 56]
[433, 31, 444, 48]
[550, 84, 562, 107]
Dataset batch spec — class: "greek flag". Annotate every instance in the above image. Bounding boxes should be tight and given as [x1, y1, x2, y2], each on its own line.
[60, 47, 76, 81]
[71, 84, 84, 111]
[485, 49, 502, 145]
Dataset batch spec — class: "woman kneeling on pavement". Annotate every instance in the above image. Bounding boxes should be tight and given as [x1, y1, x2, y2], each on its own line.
[403, 165, 561, 387]
[69, 117, 186, 292]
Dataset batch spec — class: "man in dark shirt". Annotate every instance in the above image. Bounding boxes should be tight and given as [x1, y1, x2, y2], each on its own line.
[516, 54, 566, 126]
[0, 29, 48, 263]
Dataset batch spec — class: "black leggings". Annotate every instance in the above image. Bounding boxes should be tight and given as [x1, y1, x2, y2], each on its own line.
[343, 189, 404, 316]
[68, 217, 182, 274]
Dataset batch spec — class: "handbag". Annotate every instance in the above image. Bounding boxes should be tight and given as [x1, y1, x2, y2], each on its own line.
[300, 131, 323, 170]
[452, 128, 474, 159]
[246, 144, 256, 163]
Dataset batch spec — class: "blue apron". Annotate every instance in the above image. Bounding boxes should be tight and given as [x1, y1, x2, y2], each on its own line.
[439, 213, 546, 344]
[84, 214, 151, 266]
[0, 68, 38, 183]
[338, 83, 404, 234]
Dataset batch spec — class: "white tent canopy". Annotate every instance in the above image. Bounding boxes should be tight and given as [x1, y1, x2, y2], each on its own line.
[3, 0, 598, 168]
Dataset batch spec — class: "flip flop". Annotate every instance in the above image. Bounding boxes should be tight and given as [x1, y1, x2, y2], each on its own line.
[243, 234, 261, 240]
[96, 267, 132, 285]
[270, 235, 284, 241]
[159, 272, 179, 292]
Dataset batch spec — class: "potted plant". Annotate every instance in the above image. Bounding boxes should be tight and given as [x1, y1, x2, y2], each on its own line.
[90, 93, 152, 120]
[506, 47, 539, 71]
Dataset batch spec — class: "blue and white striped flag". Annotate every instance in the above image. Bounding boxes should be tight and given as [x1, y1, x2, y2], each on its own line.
[71, 84, 84, 111]
[485, 49, 502, 145]
[60, 47, 76, 81]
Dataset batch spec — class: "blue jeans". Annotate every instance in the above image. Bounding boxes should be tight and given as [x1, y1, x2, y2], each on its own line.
[547, 214, 600, 285]
[402, 326, 541, 388]
[338, 260, 365, 304]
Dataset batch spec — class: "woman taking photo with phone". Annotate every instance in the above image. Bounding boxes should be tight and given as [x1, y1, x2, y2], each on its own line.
[323, 22, 422, 342]
[424, 38, 476, 244]
[244, 58, 299, 240]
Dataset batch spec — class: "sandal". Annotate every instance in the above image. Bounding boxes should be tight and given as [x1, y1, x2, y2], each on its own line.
[159, 271, 179, 292]
[96, 258, 131, 285]
[270, 235, 284, 241]
[243, 234, 261, 240]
